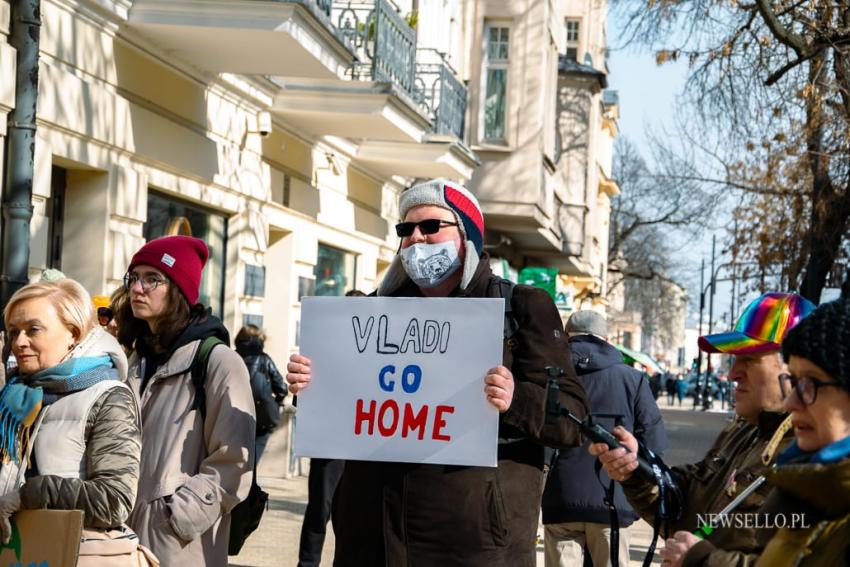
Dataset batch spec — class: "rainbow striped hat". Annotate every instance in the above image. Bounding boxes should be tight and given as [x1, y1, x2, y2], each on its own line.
[698, 292, 816, 354]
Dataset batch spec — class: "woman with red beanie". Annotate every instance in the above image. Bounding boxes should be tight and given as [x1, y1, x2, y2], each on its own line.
[115, 235, 256, 567]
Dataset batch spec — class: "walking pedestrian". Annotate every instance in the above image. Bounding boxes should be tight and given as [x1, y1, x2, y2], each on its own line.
[675, 374, 687, 406]
[0, 279, 140, 539]
[287, 178, 588, 566]
[118, 235, 256, 567]
[542, 310, 666, 567]
[666, 373, 678, 406]
[235, 324, 286, 464]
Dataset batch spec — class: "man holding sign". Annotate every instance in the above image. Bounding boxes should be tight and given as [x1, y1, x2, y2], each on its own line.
[287, 179, 588, 567]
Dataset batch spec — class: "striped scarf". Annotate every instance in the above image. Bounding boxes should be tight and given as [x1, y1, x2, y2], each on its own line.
[0, 355, 117, 463]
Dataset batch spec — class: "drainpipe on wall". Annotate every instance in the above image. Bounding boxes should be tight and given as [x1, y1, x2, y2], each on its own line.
[1, 0, 41, 312]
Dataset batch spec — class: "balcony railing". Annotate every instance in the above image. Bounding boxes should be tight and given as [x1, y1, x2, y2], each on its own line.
[279, 0, 334, 22]
[414, 48, 466, 139]
[334, 0, 416, 98]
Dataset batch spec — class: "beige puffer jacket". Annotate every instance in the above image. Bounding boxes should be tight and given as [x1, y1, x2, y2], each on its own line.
[127, 327, 255, 567]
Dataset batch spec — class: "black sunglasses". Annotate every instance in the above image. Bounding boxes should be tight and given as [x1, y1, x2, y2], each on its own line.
[395, 219, 459, 238]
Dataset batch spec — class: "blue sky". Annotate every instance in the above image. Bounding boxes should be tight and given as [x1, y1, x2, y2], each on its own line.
[605, 12, 741, 326]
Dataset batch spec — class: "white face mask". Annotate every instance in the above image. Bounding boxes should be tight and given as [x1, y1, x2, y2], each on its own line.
[400, 241, 462, 288]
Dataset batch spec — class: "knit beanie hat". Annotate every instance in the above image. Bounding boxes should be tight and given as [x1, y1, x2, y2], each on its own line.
[128, 236, 208, 305]
[378, 178, 485, 296]
[782, 297, 850, 389]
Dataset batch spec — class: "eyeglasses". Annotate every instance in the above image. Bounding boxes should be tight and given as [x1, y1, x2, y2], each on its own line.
[123, 273, 168, 293]
[395, 219, 459, 238]
[778, 373, 844, 405]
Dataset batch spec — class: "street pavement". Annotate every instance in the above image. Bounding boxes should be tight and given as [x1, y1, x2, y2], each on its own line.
[232, 400, 732, 566]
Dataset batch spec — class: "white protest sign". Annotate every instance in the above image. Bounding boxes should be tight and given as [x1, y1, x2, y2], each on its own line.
[294, 296, 504, 467]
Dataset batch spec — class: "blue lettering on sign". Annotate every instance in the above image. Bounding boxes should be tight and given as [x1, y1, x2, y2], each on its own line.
[400, 365, 422, 393]
[378, 365, 423, 394]
[378, 365, 396, 392]
[6, 561, 49, 567]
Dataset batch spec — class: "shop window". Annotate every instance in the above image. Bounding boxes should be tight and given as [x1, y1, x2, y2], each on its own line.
[313, 244, 356, 296]
[145, 190, 227, 315]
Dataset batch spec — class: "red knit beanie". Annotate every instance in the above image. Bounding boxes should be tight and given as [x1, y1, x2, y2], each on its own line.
[128, 236, 209, 305]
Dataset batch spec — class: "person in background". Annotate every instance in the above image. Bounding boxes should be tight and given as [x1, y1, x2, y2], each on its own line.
[662, 294, 850, 566]
[667, 373, 678, 406]
[543, 310, 666, 567]
[296, 288, 365, 567]
[675, 374, 687, 407]
[93, 294, 114, 328]
[591, 293, 815, 565]
[116, 235, 255, 567]
[234, 324, 287, 463]
[287, 179, 588, 566]
[0, 279, 140, 541]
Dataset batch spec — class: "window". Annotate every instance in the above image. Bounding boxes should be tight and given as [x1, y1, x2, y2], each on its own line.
[565, 19, 580, 61]
[483, 23, 510, 143]
[145, 191, 227, 315]
[48, 166, 66, 269]
[313, 244, 356, 296]
[244, 264, 266, 297]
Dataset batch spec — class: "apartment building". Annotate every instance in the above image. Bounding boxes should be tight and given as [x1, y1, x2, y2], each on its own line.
[463, 0, 619, 318]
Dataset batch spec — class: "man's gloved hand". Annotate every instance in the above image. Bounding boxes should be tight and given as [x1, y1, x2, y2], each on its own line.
[0, 490, 21, 544]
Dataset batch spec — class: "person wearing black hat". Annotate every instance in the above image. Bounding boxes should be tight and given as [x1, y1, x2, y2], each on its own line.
[286, 179, 588, 567]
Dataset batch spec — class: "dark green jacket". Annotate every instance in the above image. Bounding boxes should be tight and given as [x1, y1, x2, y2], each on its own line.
[622, 412, 792, 559]
[685, 450, 850, 566]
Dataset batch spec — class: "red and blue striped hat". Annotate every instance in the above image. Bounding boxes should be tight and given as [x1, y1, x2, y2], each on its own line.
[399, 178, 484, 255]
[397, 179, 485, 291]
[698, 292, 816, 355]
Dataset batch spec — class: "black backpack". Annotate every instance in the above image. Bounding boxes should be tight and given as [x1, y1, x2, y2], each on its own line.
[190, 336, 268, 556]
[246, 356, 283, 433]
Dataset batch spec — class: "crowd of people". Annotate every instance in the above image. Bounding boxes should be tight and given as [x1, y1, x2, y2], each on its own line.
[0, 177, 847, 567]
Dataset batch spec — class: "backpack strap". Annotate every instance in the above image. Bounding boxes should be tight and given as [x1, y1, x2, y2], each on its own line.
[191, 336, 225, 421]
[490, 277, 518, 340]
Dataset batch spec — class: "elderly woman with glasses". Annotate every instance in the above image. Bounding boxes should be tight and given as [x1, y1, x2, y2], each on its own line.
[0, 279, 139, 542]
[114, 236, 255, 567]
[663, 295, 850, 567]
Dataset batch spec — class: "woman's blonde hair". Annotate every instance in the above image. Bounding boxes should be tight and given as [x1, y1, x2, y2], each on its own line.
[4, 279, 97, 341]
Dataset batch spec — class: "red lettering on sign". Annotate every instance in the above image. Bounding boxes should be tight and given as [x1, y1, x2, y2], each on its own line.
[432, 405, 455, 441]
[378, 399, 400, 436]
[354, 400, 454, 442]
[354, 399, 376, 435]
[401, 403, 429, 440]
